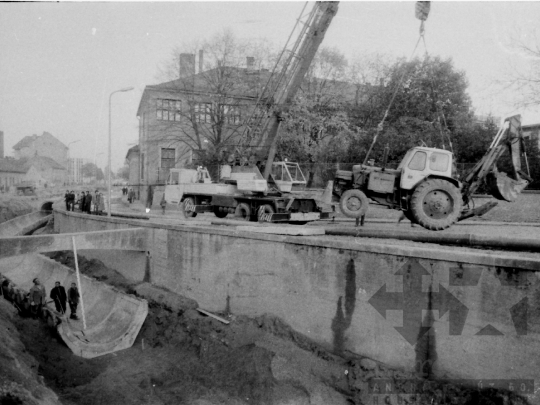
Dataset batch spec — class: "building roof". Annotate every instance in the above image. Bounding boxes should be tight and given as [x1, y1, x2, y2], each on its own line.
[12, 134, 39, 150]
[12, 132, 68, 151]
[0, 158, 26, 173]
[125, 145, 140, 160]
[19, 156, 67, 171]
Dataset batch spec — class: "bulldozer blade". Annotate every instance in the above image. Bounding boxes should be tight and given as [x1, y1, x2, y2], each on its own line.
[487, 171, 529, 202]
[458, 201, 498, 222]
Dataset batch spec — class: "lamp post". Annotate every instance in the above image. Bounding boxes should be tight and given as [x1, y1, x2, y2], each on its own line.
[67, 140, 80, 185]
[94, 152, 104, 184]
[108, 87, 134, 217]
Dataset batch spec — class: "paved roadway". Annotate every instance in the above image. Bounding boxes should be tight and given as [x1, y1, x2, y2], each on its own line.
[112, 196, 540, 243]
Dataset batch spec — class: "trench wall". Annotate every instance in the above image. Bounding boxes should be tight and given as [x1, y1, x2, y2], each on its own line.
[54, 208, 540, 384]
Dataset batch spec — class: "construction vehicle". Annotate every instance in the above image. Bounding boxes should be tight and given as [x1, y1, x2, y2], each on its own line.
[16, 181, 37, 196]
[165, 163, 333, 223]
[333, 115, 532, 230]
[164, 2, 339, 223]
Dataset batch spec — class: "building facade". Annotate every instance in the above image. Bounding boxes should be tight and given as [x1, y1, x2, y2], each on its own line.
[0, 158, 26, 190]
[523, 123, 540, 149]
[125, 145, 140, 188]
[135, 63, 270, 203]
[68, 158, 92, 184]
[13, 132, 69, 170]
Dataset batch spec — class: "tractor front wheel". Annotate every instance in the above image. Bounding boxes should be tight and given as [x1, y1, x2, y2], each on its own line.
[410, 179, 462, 231]
[339, 189, 369, 219]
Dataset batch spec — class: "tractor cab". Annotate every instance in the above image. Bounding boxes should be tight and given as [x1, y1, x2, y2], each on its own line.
[397, 147, 455, 190]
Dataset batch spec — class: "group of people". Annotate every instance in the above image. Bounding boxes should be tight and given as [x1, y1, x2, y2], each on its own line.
[64, 190, 105, 214]
[1, 276, 80, 320]
[123, 187, 136, 203]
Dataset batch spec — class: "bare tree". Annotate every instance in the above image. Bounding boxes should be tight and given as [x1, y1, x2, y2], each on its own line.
[151, 30, 277, 168]
[500, 28, 540, 109]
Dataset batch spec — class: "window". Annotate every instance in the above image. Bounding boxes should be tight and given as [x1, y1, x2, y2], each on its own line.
[157, 99, 181, 121]
[140, 153, 145, 180]
[161, 148, 176, 169]
[408, 151, 427, 171]
[429, 152, 449, 172]
[170, 171, 179, 185]
[194, 103, 212, 123]
[222, 104, 241, 124]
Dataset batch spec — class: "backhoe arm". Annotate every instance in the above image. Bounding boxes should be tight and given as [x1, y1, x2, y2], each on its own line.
[461, 114, 531, 205]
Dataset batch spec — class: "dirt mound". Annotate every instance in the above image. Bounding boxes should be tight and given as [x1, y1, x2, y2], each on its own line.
[0, 197, 36, 224]
[0, 300, 60, 405]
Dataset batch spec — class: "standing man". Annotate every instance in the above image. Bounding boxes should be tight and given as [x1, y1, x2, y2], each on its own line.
[70, 190, 76, 211]
[64, 190, 70, 211]
[86, 190, 93, 214]
[50, 281, 67, 314]
[29, 278, 46, 319]
[128, 188, 135, 204]
[146, 185, 154, 212]
[68, 282, 80, 320]
[81, 191, 87, 212]
[94, 190, 101, 214]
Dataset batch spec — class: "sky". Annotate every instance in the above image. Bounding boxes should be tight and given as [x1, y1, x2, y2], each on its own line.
[1, 1, 539, 172]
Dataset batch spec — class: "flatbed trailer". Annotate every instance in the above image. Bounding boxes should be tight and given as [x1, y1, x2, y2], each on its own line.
[164, 165, 332, 224]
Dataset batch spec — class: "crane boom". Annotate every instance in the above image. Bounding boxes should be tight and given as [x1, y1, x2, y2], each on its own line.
[235, 2, 339, 179]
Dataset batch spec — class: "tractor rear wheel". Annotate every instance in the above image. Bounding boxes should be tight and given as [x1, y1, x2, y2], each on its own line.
[339, 189, 369, 218]
[410, 179, 462, 231]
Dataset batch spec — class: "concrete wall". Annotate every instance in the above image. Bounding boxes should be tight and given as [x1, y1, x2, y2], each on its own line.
[53, 209, 540, 383]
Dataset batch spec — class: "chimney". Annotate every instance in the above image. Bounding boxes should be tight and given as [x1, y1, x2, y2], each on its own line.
[246, 56, 255, 71]
[179, 53, 196, 78]
[199, 50, 204, 73]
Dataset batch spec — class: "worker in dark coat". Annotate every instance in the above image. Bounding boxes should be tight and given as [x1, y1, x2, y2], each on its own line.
[64, 190, 70, 210]
[85, 191, 93, 214]
[68, 282, 80, 320]
[50, 281, 67, 314]
[80, 191, 87, 212]
[29, 278, 46, 319]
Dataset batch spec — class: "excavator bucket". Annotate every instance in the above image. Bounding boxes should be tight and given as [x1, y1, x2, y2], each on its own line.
[487, 171, 529, 202]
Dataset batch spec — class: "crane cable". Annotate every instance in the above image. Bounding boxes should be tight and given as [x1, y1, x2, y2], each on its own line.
[363, 1, 433, 165]
[420, 27, 454, 153]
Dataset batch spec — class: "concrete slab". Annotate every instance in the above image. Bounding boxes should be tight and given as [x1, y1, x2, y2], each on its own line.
[0, 254, 148, 359]
[0, 211, 52, 237]
[235, 226, 325, 236]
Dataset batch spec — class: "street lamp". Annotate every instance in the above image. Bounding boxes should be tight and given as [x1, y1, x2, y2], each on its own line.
[94, 152, 104, 184]
[67, 140, 80, 185]
[108, 86, 134, 217]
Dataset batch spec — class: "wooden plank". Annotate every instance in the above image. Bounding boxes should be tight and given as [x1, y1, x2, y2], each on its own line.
[196, 308, 230, 324]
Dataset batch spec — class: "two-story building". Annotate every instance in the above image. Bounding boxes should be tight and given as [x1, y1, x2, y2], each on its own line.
[133, 58, 272, 201]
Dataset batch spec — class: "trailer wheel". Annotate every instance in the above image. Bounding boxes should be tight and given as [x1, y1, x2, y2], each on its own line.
[257, 204, 275, 222]
[214, 206, 228, 218]
[339, 189, 369, 218]
[235, 203, 251, 221]
[183, 197, 197, 218]
[410, 179, 462, 231]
